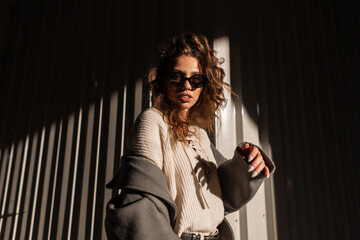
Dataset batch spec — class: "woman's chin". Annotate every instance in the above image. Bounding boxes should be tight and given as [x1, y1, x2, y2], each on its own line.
[178, 101, 194, 109]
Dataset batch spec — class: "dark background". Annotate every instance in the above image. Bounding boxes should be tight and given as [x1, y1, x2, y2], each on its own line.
[0, 0, 359, 239]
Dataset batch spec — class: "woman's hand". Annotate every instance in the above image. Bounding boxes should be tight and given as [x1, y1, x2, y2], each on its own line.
[241, 143, 270, 178]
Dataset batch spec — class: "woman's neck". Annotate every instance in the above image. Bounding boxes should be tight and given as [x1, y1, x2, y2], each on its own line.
[179, 109, 188, 121]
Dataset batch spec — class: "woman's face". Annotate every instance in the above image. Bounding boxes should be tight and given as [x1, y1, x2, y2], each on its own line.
[165, 56, 203, 118]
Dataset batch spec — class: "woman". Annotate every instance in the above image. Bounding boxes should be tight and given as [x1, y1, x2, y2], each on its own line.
[105, 33, 275, 240]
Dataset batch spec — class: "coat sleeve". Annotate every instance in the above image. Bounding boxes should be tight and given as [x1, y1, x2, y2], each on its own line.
[213, 142, 275, 213]
[105, 155, 180, 240]
[105, 190, 180, 240]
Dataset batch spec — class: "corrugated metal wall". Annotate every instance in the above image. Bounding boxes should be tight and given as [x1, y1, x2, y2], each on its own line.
[0, 1, 148, 239]
[0, 1, 243, 239]
[231, 0, 360, 239]
[1, 0, 359, 239]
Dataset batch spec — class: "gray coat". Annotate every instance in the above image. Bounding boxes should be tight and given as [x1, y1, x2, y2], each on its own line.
[105, 143, 275, 240]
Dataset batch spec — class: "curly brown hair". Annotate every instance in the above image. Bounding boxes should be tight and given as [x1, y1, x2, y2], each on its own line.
[145, 32, 231, 142]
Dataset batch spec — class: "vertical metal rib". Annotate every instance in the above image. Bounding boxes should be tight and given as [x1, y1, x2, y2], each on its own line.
[120, 85, 127, 158]
[102, 91, 118, 238]
[11, 135, 30, 240]
[47, 120, 63, 240]
[67, 108, 82, 240]
[117, 84, 127, 195]
[90, 97, 103, 240]
[56, 114, 75, 239]
[0, 143, 15, 234]
[18, 132, 38, 240]
[77, 103, 95, 240]
[0, 148, 9, 215]
[28, 126, 46, 240]
[36, 122, 56, 240]
[3, 141, 24, 240]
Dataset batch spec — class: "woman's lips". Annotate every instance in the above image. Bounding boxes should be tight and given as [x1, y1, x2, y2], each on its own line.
[178, 94, 192, 102]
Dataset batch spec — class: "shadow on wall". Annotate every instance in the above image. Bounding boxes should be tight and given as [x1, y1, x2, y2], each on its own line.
[0, 1, 233, 239]
[0, 0, 232, 149]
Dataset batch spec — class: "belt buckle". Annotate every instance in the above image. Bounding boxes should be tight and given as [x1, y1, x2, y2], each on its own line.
[191, 234, 200, 240]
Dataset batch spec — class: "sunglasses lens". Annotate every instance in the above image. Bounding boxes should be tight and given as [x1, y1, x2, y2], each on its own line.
[168, 73, 183, 85]
[189, 75, 206, 88]
[167, 73, 208, 88]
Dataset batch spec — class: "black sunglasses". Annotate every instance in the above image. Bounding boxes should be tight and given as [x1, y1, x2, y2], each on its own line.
[167, 72, 208, 88]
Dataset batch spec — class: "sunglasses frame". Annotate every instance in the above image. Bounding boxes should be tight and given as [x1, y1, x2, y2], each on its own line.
[166, 72, 208, 88]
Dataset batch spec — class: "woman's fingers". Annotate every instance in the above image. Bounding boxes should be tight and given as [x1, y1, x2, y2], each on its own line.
[241, 142, 250, 152]
[264, 166, 270, 178]
[254, 160, 265, 178]
[240, 143, 251, 160]
[248, 149, 270, 178]
[247, 146, 260, 162]
[242, 144, 271, 178]
[241, 143, 258, 162]
[248, 152, 263, 172]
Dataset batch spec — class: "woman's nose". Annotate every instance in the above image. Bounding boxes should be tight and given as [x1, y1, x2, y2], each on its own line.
[183, 79, 192, 90]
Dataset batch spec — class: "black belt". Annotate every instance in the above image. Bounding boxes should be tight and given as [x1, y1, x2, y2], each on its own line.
[180, 233, 219, 240]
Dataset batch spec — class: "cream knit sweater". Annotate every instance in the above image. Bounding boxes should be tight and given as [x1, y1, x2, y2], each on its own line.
[127, 108, 224, 236]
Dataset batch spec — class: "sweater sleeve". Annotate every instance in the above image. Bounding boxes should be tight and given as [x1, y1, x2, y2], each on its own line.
[127, 108, 166, 169]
